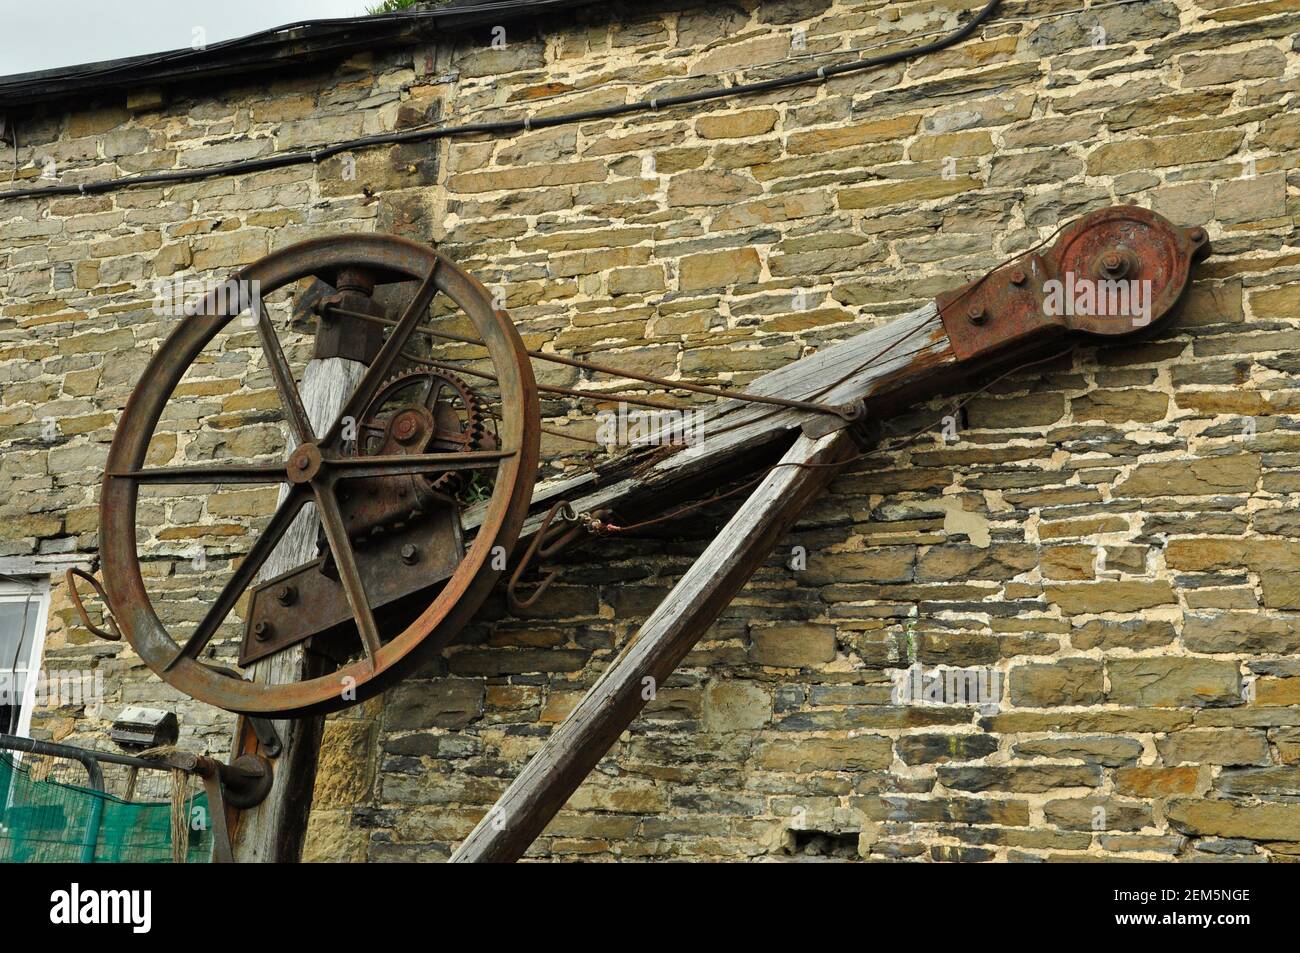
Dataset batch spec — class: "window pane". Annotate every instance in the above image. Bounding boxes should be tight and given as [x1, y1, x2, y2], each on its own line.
[0, 596, 40, 672]
[0, 588, 44, 736]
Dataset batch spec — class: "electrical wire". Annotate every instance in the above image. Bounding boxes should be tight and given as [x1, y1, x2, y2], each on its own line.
[0, 0, 1159, 203]
[0, 0, 1003, 202]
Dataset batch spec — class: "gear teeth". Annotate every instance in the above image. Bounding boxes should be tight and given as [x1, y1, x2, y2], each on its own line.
[358, 367, 489, 510]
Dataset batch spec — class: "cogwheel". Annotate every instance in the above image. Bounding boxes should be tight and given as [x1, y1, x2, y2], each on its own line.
[359, 368, 488, 496]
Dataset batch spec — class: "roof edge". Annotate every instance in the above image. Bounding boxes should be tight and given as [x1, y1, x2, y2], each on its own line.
[0, 2, 601, 111]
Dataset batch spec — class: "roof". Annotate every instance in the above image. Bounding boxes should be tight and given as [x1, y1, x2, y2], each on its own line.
[0, 1, 601, 111]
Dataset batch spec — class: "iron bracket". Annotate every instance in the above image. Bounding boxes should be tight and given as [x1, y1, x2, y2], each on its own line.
[247, 717, 283, 759]
[165, 750, 273, 863]
[293, 268, 387, 365]
[206, 664, 283, 757]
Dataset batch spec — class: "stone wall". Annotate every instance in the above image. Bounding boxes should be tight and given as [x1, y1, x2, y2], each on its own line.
[1, 0, 1299, 861]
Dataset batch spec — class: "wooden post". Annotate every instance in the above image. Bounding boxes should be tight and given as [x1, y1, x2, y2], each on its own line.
[229, 355, 365, 863]
[450, 428, 855, 862]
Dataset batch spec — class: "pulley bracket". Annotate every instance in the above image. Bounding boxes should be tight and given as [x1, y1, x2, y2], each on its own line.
[937, 206, 1210, 363]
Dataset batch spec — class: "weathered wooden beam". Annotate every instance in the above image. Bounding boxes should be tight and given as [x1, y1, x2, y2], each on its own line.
[229, 355, 365, 863]
[449, 428, 856, 862]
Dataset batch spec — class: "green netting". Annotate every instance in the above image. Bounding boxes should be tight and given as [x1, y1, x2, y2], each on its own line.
[0, 752, 211, 863]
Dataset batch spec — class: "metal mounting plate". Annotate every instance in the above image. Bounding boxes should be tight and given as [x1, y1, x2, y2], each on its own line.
[240, 504, 464, 666]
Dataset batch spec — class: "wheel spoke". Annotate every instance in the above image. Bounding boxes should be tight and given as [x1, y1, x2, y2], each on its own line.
[423, 377, 445, 413]
[321, 261, 441, 449]
[164, 486, 309, 671]
[312, 486, 382, 667]
[113, 463, 288, 484]
[328, 450, 512, 481]
[255, 301, 315, 445]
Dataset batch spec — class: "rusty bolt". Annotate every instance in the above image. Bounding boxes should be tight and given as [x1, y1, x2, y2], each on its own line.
[393, 414, 419, 443]
[253, 620, 273, 642]
[1101, 252, 1122, 273]
[966, 303, 987, 326]
[1010, 269, 1026, 286]
[400, 544, 419, 565]
[274, 585, 296, 607]
[1189, 227, 1207, 243]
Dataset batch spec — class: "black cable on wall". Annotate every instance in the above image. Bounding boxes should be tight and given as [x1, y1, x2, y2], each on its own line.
[0, 0, 1003, 203]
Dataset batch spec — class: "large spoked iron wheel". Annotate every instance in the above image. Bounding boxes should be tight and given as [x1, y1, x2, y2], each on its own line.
[99, 235, 539, 718]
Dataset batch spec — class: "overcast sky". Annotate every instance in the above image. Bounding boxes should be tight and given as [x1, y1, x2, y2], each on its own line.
[1, 0, 374, 77]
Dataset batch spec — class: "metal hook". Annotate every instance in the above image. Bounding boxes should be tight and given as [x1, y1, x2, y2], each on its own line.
[65, 567, 121, 641]
[506, 502, 611, 615]
[506, 501, 571, 615]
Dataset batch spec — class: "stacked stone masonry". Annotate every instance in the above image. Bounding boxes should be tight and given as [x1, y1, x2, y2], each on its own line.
[1, 0, 1299, 861]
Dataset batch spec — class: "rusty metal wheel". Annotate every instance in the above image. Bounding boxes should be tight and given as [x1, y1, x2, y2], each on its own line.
[99, 235, 539, 718]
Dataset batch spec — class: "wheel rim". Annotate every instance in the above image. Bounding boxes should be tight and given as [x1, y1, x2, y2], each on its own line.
[99, 234, 539, 717]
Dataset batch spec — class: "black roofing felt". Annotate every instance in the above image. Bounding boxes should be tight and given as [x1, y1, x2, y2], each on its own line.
[0, 1, 604, 110]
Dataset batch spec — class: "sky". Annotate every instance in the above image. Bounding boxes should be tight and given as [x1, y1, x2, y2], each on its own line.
[0, 0, 375, 77]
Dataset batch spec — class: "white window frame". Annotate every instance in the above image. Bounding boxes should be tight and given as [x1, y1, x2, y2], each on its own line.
[0, 576, 51, 740]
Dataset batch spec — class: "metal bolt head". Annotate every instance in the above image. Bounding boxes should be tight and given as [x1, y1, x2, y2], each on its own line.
[274, 584, 296, 607]
[966, 303, 987, 326]
[253, 620, 273, 641]
[393, 412, 420, 443]
[1010, 269, 1026, 286]
[837, 400, 865, 422]
[400, 544, 419, 565]
[287, 442, 323, 484]
[1101, 251, 1122, 273]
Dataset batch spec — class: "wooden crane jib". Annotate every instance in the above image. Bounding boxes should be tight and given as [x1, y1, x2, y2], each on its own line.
[71, 205, 1210, 861]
